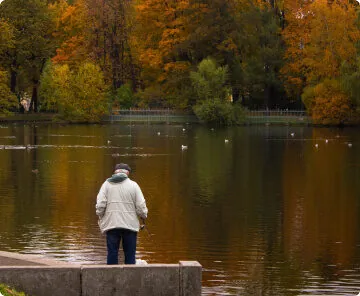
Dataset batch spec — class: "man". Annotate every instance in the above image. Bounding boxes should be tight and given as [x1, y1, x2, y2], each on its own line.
[96, 163, 148, 264]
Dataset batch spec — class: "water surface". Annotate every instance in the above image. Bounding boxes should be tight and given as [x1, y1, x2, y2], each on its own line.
[0, 123, 360, 295]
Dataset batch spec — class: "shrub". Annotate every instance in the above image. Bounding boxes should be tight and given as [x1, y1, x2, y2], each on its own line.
[302, 79, 353, 125]
[0, 284, 27, 296]
[193, 99, 246, 126]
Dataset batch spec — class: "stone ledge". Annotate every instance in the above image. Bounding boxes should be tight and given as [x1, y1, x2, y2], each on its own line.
[0, 252, 202, 296]
[0, 251, 75, 266]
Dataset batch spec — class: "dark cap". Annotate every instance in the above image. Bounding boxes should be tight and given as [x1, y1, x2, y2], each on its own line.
[114, 163, 131, 172]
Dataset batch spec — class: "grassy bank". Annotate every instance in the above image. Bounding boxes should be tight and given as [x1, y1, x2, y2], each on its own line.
[0, 113, 55, 122]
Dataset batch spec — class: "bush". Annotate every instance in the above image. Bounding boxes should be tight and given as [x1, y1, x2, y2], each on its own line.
[114, 84, 135, 109]
[302, 79, 353, 125]
[0, 284, 27, 296]
[193, 99, 245, 126]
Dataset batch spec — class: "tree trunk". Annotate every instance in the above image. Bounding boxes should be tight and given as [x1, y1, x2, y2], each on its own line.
[10, 70, 17, 93]
[232, 87, 240, 103]
[29, 83, 38, 113]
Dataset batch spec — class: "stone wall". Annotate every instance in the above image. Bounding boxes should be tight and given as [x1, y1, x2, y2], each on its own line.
[0, 252, 202, 296]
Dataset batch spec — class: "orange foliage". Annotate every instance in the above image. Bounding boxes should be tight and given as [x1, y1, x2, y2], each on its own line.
[281, 0, 359, 94]
[51, 0, 89, 65]
[305, 80, 353, 125]
[312, 93, 352, 125]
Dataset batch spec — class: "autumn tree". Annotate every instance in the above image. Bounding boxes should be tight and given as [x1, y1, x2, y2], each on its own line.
[302, 79, 353, 125]
[87, 0, 138, 90]
[281, 0, 360, 123]
[39, 61, 109, 122]
[0, 0, 56, 112]
[0, 69, 18, 114]
[50, 0, 89, 66]
[132, 0, 286, 109]
[132, 0, 192, 108]
[0, 19, 18, 113]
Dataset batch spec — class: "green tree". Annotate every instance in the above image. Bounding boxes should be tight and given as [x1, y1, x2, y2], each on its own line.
[38, 60, 58, 112]
[113, 83, 135, 109]
[190, 57, 230, 103]
[341, 58, 360, 114]
[190, 58, 245, 125]
[0, 0, 56, 112]
[239, 3, 285, 108]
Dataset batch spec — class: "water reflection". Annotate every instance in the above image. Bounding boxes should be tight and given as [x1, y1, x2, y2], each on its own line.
[0, 123, 360, 295]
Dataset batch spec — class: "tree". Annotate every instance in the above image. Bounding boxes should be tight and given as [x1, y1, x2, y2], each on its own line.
[238, 2, 285, 108]
[190, 57, 230, 103]
[0, 0, 57, 112]
[50, 0, 88, 66]
[282, 0, 359, 96]
[0, 19, 15, 54]
[87, 0, 138, 90]
[132, 0, 195, 108]
[38, 60, 58, 112]
[39, 61, 109, 122]
[0, 69, 18, 114]
[190, 57, 245, 125]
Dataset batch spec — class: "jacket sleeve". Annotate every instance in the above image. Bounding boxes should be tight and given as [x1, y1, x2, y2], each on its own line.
[134, 182, 148, 219]
[96, 182, 108, 218]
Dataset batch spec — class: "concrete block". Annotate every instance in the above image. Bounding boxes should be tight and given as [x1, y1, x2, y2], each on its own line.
[179, 261, 202, 296]
[81, 264, 180, 296]
[0, 266, 81, 296]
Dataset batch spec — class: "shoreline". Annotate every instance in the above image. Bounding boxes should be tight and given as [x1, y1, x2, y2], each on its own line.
[1, 113, 359, 127]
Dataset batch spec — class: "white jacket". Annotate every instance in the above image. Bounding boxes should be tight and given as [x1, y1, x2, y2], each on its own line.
[96, 177, 148, 233]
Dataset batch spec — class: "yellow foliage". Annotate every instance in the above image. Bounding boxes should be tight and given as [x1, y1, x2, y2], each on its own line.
[282, 0, 359, 93]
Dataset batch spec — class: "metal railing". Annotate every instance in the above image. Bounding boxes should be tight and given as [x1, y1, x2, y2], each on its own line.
[247, 110, 307, 117]
[246, 110, 310, 124]
[106, 109, 197, 123]
[104, 109, 310, 124]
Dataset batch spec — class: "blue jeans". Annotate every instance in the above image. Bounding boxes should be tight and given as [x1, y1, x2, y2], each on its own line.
[106, 228, 137, 265]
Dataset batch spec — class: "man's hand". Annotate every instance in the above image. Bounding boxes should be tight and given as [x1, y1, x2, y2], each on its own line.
[140, 217, 146, 230]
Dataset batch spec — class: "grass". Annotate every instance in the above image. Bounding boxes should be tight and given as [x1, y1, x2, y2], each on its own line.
[0, 284, 27, 296]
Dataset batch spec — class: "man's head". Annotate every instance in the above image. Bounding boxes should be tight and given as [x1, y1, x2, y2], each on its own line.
[114, 163, 131, 175]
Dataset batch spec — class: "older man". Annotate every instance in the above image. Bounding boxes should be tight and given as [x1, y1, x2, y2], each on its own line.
[96, 163, 148, 264]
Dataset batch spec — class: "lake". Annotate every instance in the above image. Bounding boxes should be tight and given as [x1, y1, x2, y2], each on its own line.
[0, 123, 359, 295]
